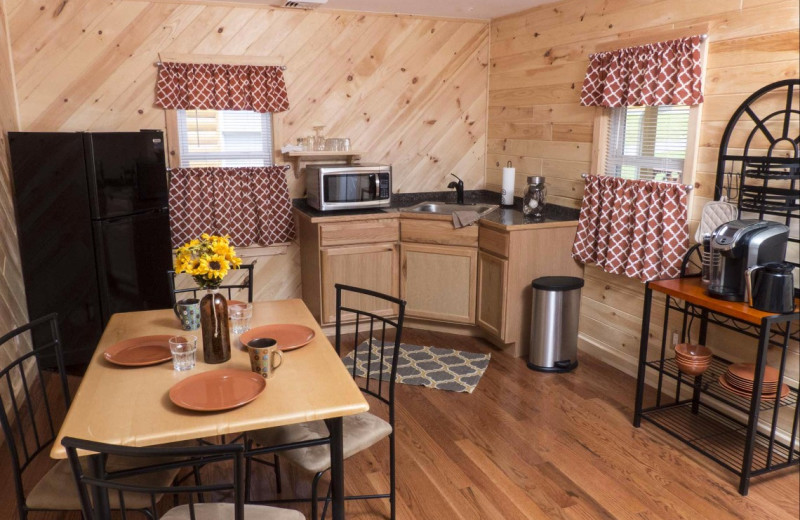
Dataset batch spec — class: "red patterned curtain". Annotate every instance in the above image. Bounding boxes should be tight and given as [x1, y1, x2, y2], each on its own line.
[155, 63, 289, 113]
[571, 175, 689, 281]
[169, 166, 295, 247]
[580, 36, 704, 107]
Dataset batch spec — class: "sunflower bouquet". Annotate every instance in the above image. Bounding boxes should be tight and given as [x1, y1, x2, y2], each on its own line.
[174, 234, 242, 290]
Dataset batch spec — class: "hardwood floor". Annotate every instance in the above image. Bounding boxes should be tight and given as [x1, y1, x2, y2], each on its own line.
[1, 328, 798, 519]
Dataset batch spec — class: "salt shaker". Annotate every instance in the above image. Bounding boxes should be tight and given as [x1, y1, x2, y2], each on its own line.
[523, 176, 546, 218]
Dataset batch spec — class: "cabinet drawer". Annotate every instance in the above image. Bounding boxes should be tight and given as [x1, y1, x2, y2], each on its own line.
[479, 226, 509, 258]
[320, 219, 399, 247]
[400, 219, 478, 247]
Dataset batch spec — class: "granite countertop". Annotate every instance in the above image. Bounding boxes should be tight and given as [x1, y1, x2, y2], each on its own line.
[292, 190, 580, 228]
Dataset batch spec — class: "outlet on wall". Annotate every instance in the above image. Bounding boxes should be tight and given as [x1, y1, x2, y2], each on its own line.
[672, 331, 680, 347]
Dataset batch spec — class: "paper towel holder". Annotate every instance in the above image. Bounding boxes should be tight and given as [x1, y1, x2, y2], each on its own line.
[501, 161, 516, 207]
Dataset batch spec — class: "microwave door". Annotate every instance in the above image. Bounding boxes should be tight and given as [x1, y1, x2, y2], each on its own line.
[361, 174, 376, 200]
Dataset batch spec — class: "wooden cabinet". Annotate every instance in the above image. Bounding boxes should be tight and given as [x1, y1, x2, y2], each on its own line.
[476, 250, 508, 338]
[400, 243, 477, 324]
[320, 243, 399, 324]
[476, 223, 583, 357]
[296, 212, 400, 325]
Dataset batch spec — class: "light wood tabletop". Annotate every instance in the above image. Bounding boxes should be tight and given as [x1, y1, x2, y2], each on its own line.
[51, 298, 369, 459]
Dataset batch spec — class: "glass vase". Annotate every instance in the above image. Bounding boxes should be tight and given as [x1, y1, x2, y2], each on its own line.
[200, 288, 231, 364]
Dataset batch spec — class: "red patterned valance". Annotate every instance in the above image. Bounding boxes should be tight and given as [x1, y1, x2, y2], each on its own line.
[571, 175, 689, 281]
[168, 166, 295, 247]
[580, 36, 704, 107]
[155, 63, 289, 113]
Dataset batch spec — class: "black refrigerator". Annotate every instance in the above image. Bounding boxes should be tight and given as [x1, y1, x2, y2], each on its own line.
[8, 130, 173, 367]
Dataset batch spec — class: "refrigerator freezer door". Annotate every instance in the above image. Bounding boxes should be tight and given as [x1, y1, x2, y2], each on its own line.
[84, 131, 168, 219]
[93, 209, 173, 322]
[8, 132, 103, 367]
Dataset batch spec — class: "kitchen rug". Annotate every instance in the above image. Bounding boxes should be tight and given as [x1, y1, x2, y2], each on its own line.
[341, 339, 490, 393]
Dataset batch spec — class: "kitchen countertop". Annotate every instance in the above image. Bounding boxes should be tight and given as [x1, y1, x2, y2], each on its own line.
[293, 190, 580, 230]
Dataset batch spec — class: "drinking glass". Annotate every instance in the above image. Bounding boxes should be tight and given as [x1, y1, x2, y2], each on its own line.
[229, 303, 253, 335]
[169, 335, 197, 371]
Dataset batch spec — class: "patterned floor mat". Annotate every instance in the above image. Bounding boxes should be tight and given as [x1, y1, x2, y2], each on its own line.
[341, 339, 491, 393]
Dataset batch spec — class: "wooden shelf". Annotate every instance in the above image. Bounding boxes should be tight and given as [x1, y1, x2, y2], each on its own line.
[648, 277, 798, 325]
[284, 151, 364, 176]
[285, 151, 363, 158]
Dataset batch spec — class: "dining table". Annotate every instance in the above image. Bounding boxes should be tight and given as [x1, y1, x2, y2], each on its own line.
[51, 298, 369, 520]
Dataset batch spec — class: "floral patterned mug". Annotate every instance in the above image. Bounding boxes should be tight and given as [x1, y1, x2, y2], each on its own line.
[247, 338, 284, 379]
[173, 298, 200, 331]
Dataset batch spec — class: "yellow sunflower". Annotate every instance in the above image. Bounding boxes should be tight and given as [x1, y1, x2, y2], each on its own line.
[188, 258, 209, 276]
[200, 254, 230, 280]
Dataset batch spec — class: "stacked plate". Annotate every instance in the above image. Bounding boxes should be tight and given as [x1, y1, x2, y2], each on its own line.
[719, 363, 790, 400]
[674, 343, 712, 376]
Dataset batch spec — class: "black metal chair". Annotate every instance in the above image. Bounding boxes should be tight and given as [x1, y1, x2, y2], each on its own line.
[167, 264, 255, 305]
[0, 314, 188, 519]
[0, 313, 75, 520]
[246, 284, 406, 520]
[61, 437, 305, 520]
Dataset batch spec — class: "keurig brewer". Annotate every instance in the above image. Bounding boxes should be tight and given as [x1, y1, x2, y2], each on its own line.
[707, 219, 790, 301]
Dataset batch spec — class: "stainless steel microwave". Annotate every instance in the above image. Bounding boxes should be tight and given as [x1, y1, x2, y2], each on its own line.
[306, 163, 391, 211]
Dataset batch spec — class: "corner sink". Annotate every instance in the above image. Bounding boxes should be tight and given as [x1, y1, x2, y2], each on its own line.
[404, 201, 498, 217]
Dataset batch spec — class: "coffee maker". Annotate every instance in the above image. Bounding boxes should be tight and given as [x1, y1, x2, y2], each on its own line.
[707, 219, 790, 301]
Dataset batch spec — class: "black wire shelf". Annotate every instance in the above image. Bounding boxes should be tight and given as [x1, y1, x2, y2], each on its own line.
[646, 356, 798, 413]
[640, 403, 799, 476]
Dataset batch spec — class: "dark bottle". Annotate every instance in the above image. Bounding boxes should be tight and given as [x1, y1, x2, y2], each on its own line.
[200, 290, 231, 364]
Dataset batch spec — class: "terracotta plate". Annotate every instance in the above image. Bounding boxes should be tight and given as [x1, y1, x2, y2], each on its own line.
[239, 324, 316, 351]
[228, 300, 246, 307]
[718, 376, 789, 400]
[724, 372, 778, 392]
[727, 363, 780, 383]
[169, 369, 266, 412]
[104, 335, 173, 367]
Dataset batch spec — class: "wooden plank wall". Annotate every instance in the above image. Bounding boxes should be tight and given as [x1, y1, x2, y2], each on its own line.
[4, 0, 490, 301]
[488, 0, 800, 384]
[0, 0, 31, 439]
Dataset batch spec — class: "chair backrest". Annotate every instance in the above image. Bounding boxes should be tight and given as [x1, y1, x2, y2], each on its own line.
[167, 264, 255, 305]
[335, 284, 406, 417]
[0, 313, 71, 519]
[61, 437, 247, 520]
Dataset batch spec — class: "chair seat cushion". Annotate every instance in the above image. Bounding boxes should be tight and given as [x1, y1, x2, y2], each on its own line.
[250, 412, 392, 474]
[26, 454, 181, 511]
[163, 503, 304, 520]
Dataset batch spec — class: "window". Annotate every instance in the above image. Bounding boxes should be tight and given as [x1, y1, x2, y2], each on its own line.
[176, 109, 273, 167]
[604, 105, 691, 182]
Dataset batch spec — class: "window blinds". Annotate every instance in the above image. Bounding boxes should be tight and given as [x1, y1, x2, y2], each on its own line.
[604, 105, 690, 182]
[177, 109, 273, 168]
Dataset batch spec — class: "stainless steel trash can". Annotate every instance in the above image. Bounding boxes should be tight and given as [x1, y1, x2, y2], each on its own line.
[528, 276, 584, 372]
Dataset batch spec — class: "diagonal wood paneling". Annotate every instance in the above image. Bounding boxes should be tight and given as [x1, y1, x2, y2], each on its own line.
[1, 0, 33, 435]
[9, 1, 489, 197]
[6, 1, 490, 302]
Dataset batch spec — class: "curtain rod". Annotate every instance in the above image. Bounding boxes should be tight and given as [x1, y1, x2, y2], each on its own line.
[154, 61, 287, 70]
[581, 173, 694, 191]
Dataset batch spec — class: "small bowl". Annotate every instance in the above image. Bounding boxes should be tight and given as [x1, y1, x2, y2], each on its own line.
[675, 353, 711, 363]
[675, 343, 712, 358]
[676, 360, 710, 376]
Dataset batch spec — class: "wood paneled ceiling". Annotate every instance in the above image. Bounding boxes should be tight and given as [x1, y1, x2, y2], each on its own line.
[235, 0, 554, 20]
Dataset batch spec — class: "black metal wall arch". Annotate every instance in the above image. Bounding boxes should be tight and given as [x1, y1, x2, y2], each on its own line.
[713, 79, 800, 297]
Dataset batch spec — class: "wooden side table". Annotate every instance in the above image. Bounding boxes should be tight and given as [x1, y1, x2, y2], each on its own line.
[633, 276, 799, 495]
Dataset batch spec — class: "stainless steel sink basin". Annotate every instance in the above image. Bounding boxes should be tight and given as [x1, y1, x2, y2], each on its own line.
[404, 201, 498, 216]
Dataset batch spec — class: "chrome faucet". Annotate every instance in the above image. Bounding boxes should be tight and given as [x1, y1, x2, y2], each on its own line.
[447, 173, 464, 204]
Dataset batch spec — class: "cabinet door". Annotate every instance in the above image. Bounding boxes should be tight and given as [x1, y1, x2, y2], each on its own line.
[401, 243, 477, 324]
[477, 251, 508, 339]
[321, 243, 399, 324]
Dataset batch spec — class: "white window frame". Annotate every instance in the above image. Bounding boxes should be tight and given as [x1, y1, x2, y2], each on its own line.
[591, 104, 702, 187]
[604, 104, 692, 183]
[174, 108, 274, 168]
